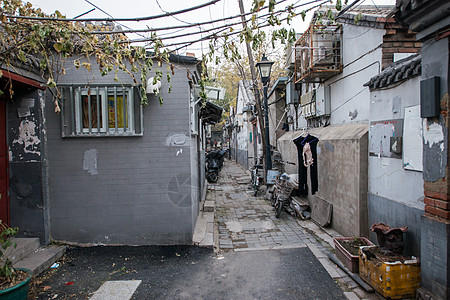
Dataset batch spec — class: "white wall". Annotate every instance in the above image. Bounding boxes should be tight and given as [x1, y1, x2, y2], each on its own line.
[328, 24, 385, 124]
[368, 77, 424, 208]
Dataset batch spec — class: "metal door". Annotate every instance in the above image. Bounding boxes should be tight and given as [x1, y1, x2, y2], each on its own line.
[0, 100, 9, 225]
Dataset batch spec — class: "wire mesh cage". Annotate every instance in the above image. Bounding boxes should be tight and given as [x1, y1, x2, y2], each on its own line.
[295, 24, 343, 83]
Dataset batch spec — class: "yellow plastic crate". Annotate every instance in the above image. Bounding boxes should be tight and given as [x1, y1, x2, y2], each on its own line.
[359, 246, 420, 299]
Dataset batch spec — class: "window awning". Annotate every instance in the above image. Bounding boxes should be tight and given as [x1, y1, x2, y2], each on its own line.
[201, 101, 223, 124]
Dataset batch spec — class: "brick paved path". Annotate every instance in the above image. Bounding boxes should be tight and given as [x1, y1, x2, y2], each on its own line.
[210, 159, 317, 251]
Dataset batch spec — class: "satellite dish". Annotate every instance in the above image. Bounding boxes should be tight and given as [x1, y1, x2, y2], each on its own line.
[146, 77, 161, 94]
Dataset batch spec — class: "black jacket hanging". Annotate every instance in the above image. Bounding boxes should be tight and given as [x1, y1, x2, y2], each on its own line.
[293, 134, 319, 196]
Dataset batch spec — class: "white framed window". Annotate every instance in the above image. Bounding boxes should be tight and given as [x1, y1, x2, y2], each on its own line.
[60, 85, 143, 137]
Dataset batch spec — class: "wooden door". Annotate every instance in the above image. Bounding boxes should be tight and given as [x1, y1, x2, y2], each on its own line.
[0, 100, 9, 225]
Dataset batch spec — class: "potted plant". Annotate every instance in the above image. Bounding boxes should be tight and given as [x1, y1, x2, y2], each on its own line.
[0, 220, 33, 300]
[333, 236, 374, 273]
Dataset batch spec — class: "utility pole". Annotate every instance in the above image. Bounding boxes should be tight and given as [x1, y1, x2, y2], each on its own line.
[237, 0, 268, 174]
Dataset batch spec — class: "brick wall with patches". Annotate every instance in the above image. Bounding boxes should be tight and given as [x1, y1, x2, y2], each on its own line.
[381, 26, 422, 69]
[44, 55, 202, 245]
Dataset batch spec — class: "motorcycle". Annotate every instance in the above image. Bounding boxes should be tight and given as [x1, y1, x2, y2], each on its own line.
[205, 150, 225, 183]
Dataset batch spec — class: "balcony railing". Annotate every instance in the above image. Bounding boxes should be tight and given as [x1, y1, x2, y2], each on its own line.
[294, 24, 343, 83]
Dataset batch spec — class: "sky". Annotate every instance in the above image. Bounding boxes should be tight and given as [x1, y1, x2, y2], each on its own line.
[24, 0, 397, 57]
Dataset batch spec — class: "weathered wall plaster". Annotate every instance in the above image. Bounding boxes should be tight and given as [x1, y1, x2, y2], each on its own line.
[12, 120, 40, 155]
[83, 149, 98, 175]
[7, 90, 46, 243]
[423, 117, 447, 182]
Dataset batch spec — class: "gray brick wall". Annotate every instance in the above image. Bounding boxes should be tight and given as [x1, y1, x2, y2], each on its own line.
[46, 58, 199, 245]
[368, 193, 422, 257]
[420, 215, 450, 299]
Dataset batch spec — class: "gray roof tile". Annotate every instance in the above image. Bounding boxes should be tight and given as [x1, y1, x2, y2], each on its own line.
[365, 54, 421, 90]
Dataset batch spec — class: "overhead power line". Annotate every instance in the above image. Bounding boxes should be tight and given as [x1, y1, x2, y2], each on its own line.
[4, 0, 222, 22]
[162, 0, 327, 52]
[132, 0, 327, 46]
[86, 0, 323, 36]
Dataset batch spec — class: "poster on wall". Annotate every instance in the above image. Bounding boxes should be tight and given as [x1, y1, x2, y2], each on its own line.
[369, 119, 403, 158]
[403, 105, 423, 171]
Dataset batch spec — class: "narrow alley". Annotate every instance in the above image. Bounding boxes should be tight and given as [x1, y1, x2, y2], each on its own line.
[32, 158, 384, 299]
[196, 158, 384, 300]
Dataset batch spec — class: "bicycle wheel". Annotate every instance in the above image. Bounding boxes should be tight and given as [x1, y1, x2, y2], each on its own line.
[275, 200, 283, 218]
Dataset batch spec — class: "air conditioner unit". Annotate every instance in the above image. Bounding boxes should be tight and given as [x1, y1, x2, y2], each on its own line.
[286, 82, 299, 105]
[316, 85, 331, 116]
[305, 104, 310, 116]
[300, 90, 315, 106]
[312, 32, 335, 65]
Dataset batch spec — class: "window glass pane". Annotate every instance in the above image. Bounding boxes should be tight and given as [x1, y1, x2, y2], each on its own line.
[82, 95, 102, 129]
[108, 95, 128, 128]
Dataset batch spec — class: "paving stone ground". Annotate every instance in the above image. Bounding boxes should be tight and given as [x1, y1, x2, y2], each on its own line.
[206, 158, 384, 300]
[210, 160, 322, 251]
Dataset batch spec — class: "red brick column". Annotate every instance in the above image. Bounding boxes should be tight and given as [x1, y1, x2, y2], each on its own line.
[423, 93, 450, 221]
[424, 181, 450, 220]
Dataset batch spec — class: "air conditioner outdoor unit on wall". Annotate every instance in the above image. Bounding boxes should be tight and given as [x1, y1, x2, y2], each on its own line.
[300, 90, 315, 106]
[286, 82, 299, 105]
[311, 27, 341, 68]
[316, 85, 331, 116]
[313, 34, 334, 65]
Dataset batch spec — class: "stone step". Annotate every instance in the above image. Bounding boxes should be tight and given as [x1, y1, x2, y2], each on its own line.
[203, 200, 215, 212]
[4, 238, 40, 265]
[14, 245, 66, 275]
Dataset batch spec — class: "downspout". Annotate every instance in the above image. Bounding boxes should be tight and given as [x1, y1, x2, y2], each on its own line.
[39, 89, 51, 245]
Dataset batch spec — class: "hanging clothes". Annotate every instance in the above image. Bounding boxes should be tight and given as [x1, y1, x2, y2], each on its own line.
[293, 134, 319, 196]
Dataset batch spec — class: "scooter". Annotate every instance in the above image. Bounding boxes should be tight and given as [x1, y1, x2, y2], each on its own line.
[272, 173, 294, 218]
[205, 150, 225, 183]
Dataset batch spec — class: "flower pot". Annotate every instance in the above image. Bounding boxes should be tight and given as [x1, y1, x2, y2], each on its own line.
[334, 237, 373, 273]
[0, 268, 33, 300]
[359, 245, 420, 299]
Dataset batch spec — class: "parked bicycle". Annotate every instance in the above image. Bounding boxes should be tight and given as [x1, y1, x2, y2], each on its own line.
[248, 157, 264, 196]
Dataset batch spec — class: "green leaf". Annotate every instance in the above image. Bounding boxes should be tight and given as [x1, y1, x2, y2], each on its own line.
[269, 0, 276, 12]
[81, 62, 91, 71]
[53, 42, 63, 53]
[46, 77, 56, 88]
[336, 0, 342, 11]
[39, 58, 47, 70]
[18, 50, 26, 62]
